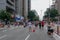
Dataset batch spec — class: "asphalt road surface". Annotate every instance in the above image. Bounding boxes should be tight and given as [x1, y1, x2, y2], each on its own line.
[0, 26, 56, 40]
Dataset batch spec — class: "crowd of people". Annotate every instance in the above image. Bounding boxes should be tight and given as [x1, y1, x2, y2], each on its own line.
[4, 18, 55, 36]
[23, 20, 45, 32]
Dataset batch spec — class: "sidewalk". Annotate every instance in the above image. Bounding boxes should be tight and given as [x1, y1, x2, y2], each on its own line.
[28, 25, 55, 40]
[44, 24, 60, 40]
[53, 24, 60, 40]
[0, 25, 23, 31]
[53, 33, 60, 40]
[42, 25, 55, 40]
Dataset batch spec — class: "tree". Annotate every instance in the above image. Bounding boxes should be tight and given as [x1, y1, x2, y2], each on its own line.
[28, 10, 36, 21]
[33, 16, 39, 21]
[28, 10, 40, 21]
[44, 8, 59, 21]
[0, 10, 11, 21]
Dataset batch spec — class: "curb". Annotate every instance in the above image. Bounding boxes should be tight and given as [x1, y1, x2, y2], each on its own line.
[53, 33, 60, 40]
[0, 28, 6, 31]
[0, 25, 23, 31]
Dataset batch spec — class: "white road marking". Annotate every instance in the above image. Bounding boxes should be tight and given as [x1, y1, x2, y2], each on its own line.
[3, 30, 7, 32]
[53, 33, 60, 40]
[0, 35, 7, 39]
[25, 34, 30, 40]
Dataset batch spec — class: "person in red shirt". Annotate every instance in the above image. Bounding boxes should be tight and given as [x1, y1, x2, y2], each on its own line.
[41, 20, 45, 29]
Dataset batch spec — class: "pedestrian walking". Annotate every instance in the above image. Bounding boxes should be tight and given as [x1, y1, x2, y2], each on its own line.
[47, 22, 51, 35]
[32, 23, 36, 32]
[35, 21, 39, 28]
[7, 21, 10, 28]
[24, 22, 27, 28]
[27, 21, 32, 32]
[24, 20, 28, 28]
[50, 22, 54, 35]
[47, 21, 54, 37]
[39, 21, 41, 29]
[41, 20, 45, 29]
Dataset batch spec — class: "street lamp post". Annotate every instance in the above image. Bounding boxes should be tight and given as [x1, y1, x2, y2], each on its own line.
[48, 0, 50, 23]
[57, 15, 60, 35]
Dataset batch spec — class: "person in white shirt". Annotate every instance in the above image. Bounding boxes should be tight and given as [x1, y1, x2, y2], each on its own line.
[27, 21, 32, 32]
[47, 21, 54, 36]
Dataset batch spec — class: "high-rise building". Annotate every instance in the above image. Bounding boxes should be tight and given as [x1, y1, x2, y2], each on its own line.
[54, 0, 60, 14]
[28, 0, 31, 12]
[15, 0, 29, 18]
[0, 0, 15, 14]
[0, 0, 31, 18]
[24, 0, 28, 18]
[22, 0, 28, 18]
[15, 0, 23, 16]
[52, 0, 56, 5]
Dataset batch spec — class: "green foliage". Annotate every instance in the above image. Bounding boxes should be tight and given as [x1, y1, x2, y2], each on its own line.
[28, 11, 36, 21]
[34, 16, 39, 21]
[28, 10, 39, 21]
[44, 8, 59, 21]
[0, 10, 11, 21]
[45, 8, 58, 18]
[52, 18, 58, 22]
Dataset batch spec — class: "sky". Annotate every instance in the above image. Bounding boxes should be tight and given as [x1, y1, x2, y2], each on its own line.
[31, 0, 52, 20]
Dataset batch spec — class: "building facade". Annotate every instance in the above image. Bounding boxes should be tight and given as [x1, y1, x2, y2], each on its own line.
[52, 0, 60, 38]
[0, 0, 15, 14]
[15, 0, 23, 16]
[0, 0, 31, 18]
[15, 0, 29, 18]
[28, 0, 31, 13]
[53, 0, 60, 14]
[24, 0, 28, 18]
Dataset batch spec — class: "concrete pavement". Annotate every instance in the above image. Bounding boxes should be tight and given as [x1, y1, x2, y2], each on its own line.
[28, 28, 55, 40]
[45, 23, 60, 40]
[0, 25, 23, 31]
[0, 26, 29, 40]
[0, 25, 56, 40]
